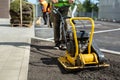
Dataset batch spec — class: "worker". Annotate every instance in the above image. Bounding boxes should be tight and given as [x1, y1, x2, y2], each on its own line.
[51, 0, 74, 49]
[39, 0, 48, 25]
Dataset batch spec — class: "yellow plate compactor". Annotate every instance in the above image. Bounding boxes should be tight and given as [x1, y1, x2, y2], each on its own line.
[58, 17, 109, 70]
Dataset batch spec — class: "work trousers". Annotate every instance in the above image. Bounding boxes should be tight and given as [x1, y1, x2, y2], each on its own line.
[43, 12, 47, 24]
[53, 6, 69, 44]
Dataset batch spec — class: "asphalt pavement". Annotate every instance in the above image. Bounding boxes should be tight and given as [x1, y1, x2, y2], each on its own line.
[28, 20, 120, 80]
[35, 20, 120, 53]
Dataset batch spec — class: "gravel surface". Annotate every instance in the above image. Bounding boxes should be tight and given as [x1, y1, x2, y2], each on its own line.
[28, 39, 120, 80]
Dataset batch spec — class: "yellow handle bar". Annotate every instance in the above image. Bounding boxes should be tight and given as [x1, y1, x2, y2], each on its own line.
[69, 17, 95, 59]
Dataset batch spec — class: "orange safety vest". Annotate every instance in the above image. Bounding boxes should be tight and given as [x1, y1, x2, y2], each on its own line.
[47, 3, 51, 13]
[39, 0, 48, 12]
[47, 7, 51, 13]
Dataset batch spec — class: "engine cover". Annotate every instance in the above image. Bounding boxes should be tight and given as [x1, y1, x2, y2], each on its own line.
[66, 30, 89, 56]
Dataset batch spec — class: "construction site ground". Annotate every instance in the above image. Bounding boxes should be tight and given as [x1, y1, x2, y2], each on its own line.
[28, 21, 120, 80]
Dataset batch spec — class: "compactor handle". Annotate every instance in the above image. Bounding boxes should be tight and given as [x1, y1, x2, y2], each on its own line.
[69, 17, 95, 58]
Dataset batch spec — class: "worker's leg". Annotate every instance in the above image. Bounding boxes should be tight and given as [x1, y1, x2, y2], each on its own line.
[59, 6, 69, 43]
[43, 12, 47, 25]
[48, 13, 52, 28]
[53, 11, 61, 48]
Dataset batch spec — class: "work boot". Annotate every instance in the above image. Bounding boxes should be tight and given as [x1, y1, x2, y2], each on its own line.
[54, 43, 60, 50]
[59, 43, 66, 50]
[44, 23, 47, 25]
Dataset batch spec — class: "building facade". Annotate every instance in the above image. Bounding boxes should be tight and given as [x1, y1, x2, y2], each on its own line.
[0, 0, 10, 18]
[99, 0, 120, 21]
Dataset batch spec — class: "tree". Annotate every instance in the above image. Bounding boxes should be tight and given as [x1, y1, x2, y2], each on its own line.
[92, 3, 98, 12]
[23, 0, 28, 2]
[82, 0, 92, 12]
[77, 3, 84, 12]
[82, 0, 99, 12]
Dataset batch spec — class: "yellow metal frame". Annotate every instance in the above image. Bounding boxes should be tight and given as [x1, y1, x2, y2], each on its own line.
[69, 17, 95, 58]
[66, 17, 97, 66]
